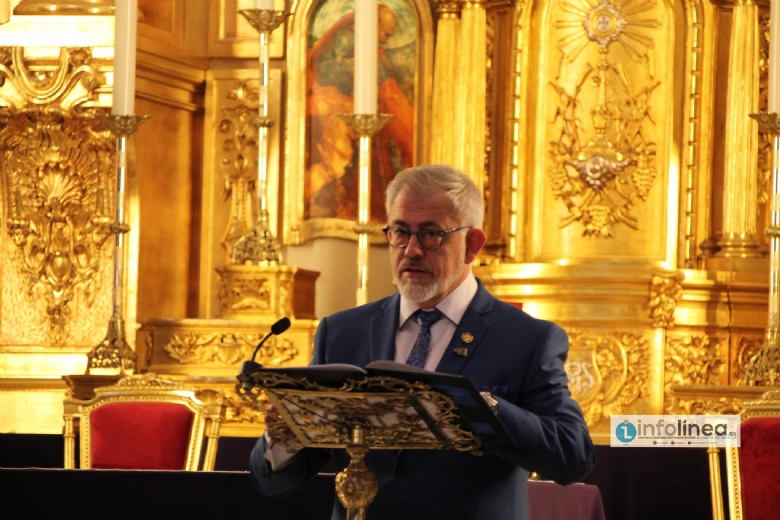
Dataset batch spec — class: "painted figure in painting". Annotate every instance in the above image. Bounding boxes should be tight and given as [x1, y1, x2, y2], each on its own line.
[306, 1, 415, 223]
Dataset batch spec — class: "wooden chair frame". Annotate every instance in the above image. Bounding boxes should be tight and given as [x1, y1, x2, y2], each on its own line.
[63, 374, 226, 471]
[729, 390, 780, 520]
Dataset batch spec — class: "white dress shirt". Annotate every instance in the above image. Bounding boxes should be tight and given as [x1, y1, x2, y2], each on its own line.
[394, 272, 478, 370]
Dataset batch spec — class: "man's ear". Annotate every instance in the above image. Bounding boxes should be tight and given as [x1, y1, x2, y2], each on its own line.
[464, 228, 487, 264]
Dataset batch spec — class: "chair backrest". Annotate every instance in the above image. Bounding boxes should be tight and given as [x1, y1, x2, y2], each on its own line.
[64, 374, 226, 471]
[726, 390, 780, 520]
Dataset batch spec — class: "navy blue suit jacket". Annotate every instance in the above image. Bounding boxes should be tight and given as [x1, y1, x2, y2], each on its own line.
[250, 279, 595, 520]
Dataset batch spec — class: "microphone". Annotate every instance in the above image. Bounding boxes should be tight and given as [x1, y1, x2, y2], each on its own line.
[239, 317, 291, 389]
[251, 317, 291, 362]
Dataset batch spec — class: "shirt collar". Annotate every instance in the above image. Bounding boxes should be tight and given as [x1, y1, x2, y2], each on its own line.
[399, 271, 478, 329]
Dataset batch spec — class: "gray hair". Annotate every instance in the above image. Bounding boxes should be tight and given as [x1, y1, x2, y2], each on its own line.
[385, 164, 484, 228]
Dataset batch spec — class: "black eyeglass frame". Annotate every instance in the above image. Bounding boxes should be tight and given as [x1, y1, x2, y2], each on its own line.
[381, 225, 471, 250]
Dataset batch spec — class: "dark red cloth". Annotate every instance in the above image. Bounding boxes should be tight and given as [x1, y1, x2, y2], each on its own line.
[740, 417, 780, 520]
[528, 481, 606, 520]
[90, 402, 195, 470]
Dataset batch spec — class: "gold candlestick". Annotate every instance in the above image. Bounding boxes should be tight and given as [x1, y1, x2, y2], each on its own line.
[86, 113, 148, 375]
[232, 8, 289, 266]
[746, 111, 780, 385]
[339, 114, 392, 306]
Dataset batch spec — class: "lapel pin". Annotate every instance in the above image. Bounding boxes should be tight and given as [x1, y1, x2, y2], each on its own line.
[461, 332, 474, 344]
[454, 347, 469, 357]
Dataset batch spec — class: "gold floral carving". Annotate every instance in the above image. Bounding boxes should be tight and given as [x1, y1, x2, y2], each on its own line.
[648, 272, 683, 328]
[735, 336, 765, 385]
[669, 395, 743, 416]
[564, 329, 650, 426]
[548, 0, 661, 237]
[757, 14, 772, 208]
[663, 335, 724, 413]
[0, 47, 113, 344]
[216, 270, 294, 318]
[218, 81, 260, 259]
[163, 333, 297, 366]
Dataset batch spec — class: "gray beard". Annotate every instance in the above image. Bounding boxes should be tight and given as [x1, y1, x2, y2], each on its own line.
[396, 269, 462, 305]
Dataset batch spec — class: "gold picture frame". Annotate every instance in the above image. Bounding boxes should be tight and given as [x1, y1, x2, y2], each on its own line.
[283, 0, 433, 244]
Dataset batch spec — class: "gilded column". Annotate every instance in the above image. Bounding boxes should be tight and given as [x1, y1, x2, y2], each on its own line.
[453, 0, 488, 190]
[430, 1, 462, 164]
[717, 0, 761, 257]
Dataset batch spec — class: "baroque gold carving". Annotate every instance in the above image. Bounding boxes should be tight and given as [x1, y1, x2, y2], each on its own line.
[163, 333, 297, 366]
[669, 395, 743, 416]
[216, 268, 294, 318]
[663, 335, 724, 413]
[222, 277, 269, 311]
[0, 46, 104, 109]
[548, 0, 661, 237]
[757, 14, 772, 208]
[564, 329, 650, 426]
[735, 336, 764, 385]
[218, 81, 261, 260]
[0, 46, 113, 345]
[648, 271, 684, 328]
[665, 335, 724, 386]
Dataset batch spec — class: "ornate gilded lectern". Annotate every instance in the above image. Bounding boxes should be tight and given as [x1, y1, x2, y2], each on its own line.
[237, 361, 510, 520]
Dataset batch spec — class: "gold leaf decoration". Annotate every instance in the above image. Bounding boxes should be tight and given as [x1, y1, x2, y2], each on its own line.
[648, 272, 684, 328]
[564, 328, 650, 427]
[548, 0, 662, 237]
[663, 335, 725, 413]
[0, 47, 113, 346]
[219, 81, 260, 259]
[163, 333, 298, 366]
[735, 336, 765, 385]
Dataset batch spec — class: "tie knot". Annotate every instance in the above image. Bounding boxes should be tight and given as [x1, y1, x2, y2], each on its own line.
[414, 309, 444, 329]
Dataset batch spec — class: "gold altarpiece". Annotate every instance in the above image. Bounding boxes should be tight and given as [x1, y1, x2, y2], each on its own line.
[0, 0, 778, 449]
[470, 0, 775, 444]
[0, 1, 319, 438]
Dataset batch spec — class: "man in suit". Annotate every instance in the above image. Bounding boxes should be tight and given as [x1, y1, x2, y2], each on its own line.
[250, 164, 596, 520]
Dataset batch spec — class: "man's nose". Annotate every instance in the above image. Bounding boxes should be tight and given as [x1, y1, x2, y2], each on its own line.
[404, 234, 425, 257]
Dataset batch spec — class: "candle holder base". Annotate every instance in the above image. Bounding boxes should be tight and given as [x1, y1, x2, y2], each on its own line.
[98, 114, 149, 137]
[231, 211, 283, 266]
[339, 113, 393, 138]
[745, 328, 780, 385]
[239, 9, 289, 33]
[86, 317, 137, 375]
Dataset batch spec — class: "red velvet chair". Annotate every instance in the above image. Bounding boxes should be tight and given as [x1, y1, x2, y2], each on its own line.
[726, 390, 780, 520]
[63, 374, 226, 471]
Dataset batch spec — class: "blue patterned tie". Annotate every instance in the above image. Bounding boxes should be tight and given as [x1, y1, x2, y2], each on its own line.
[406, 309, 445, 368]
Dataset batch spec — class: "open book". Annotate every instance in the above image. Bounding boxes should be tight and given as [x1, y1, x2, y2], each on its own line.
[246, 360, 517, 450]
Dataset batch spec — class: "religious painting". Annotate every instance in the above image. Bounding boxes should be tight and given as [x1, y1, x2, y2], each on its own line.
[283, 0, 433, 244]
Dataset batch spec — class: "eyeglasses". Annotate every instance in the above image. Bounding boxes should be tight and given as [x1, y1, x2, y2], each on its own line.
[382, 226, 471, 250]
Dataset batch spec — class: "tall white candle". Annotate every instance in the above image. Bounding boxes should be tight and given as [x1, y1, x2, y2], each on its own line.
[113, 0, 138, 116]
[354, 0, 378, 114]
[255, 0, 274, 9]
[771, 0, 780, 112]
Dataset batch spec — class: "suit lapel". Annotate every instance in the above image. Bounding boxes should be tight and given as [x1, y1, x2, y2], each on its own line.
[435, 280, 494, 375]
[370, 293, 400, 362]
